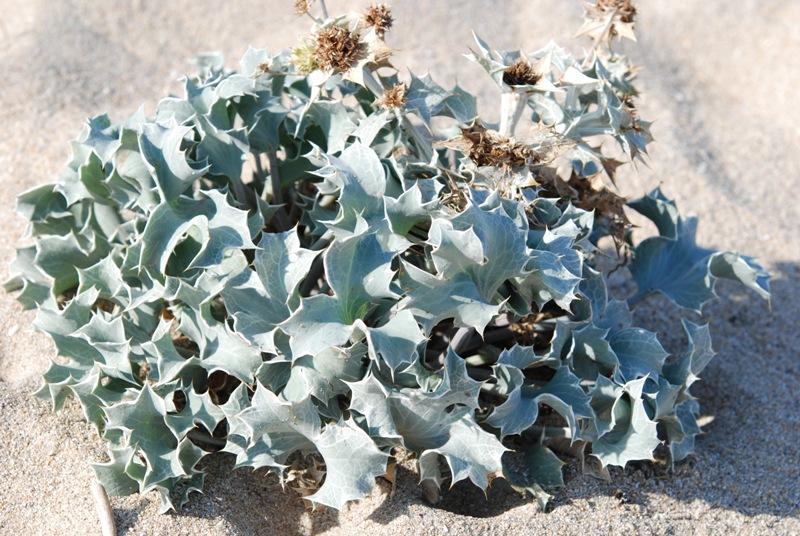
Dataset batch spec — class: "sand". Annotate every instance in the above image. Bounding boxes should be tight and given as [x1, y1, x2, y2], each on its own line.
[1, 1, 798, 534]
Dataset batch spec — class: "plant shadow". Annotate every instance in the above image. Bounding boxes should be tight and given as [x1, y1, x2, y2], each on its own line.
[112, 453, 342, 536]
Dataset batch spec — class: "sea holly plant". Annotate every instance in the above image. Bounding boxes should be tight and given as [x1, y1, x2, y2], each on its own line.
[5, 0, 770, 513]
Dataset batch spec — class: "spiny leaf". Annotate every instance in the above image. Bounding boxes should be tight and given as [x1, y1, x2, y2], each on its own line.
[223, 227, 319, 352]
[92, 448, 141, 497]
[323, 231, 398, 322]
[165, 390, 226, 439]
[485, 365, 593, 439]
[231, 383, 387, 508]
[280, 295, 353, 359]
[629, 190, 771, 310]
[104, 384, 205, 492]
[305, 419, 389, 510]
[195, 116, 250, 182]
[353, 110, 391, 147]
[503, 437, 565, 512]
[356, 309, 426, 376]
[608, 328, 668, 382]
[404, 72, 450, 123]
[139, 123, 208, 203]
[139, 189, 255, 274]
[283, 344, 368, 404]
[418, 417, 508, 490]
[400, 263, 501, 335]
[592, 378, 661, 468]
[346, 373, 402, 444]
[81, 114, 122, 164]
[304, 100, 357, 154]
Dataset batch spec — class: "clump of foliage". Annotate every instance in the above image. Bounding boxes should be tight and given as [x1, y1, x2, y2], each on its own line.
[5, 0, 770, 512]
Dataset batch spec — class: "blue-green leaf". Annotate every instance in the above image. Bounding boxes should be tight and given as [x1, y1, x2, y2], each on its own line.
[485, 365, 593, 438]
[353, 110, 391, 147]
[405, 72, 450, 123]
[346, 373, 402, 444]
[418, 417, 507, 490]
[104, 384, 203, 492]
[283, 344, 367, 403]
[608, 328, 668, 382]
[139, 123, 207, 202]
[305, 419, 389, 509]
[400, 264, 501, 335]
[357, 309, 425, 375]
[592, 378, 661, 467]
[165, 390, 226, 439]
[304, 100, 357, 154]
[324, 232, 398, 323]
[629, 192, 770, 310]
[81, 114, 122, 164]
[139, 189, 255, 274]
[281, 295, 352, 358]
[195, 116, 250, 181]
[223, 227, 319, 351]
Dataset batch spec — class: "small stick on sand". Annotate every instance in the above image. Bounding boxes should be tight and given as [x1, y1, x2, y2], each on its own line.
[91, 480, 117, 536]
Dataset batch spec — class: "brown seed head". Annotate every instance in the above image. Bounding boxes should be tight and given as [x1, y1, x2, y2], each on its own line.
[294, 0, 311, 16]
[461, 122, 539, 169]
[363, 4, 394, 37]
[375, 83, 407, 110]
[502, 58, 541, 87]
[256, 62, 271, 76]
[313, 25, 365, 72]
[596, 0, 636, 23]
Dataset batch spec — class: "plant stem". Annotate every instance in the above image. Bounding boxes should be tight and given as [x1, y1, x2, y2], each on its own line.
[298, 231, 333, 296]
[309, 230, 334, 251]
[187, 429, 227, 449]
[521, 425, 574, 440]
[404, 118, 435, 162]
[266, 150, 284, 206]
[480, 382, 506, 397]
[593, 7, 620, 55]
[478, 344, 503, 362]
[451, 327, 474, 353]
[264, 149, 292, 231]
[254, 152, 266, 191]
[499, 91, 526, 137]
[318, 0, 329, 19]
[468, 367, 493, 382]
[229, 175, 248, 207]
[174, 346, 197, 360]
[484, 326, 517, 344]
[491, 314, 514, 328]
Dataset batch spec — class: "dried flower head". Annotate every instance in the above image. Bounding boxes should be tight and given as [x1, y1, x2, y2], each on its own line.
[578, 0, 638, 45]
[460, 122, 539, 169]
[313, 25, 365, 72]
[363, 4, 394, 37]
[255, 62, 272, 76]
[596, 0, 636, 23]
[294, 0, 311, 16]
[375, 83, 407, 110]
[502, 58, 541, 87]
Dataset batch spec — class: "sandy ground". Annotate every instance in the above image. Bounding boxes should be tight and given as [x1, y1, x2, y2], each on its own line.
[1, 1, 798, 534]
